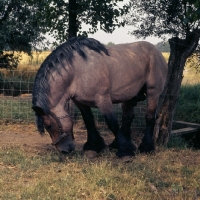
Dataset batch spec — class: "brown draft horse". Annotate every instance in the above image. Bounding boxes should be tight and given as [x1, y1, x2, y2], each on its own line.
[32, 37, 168, 158]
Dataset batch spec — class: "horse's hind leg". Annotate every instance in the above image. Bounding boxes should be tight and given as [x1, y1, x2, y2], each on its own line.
[138, 90, 158, 153]
[97, 97, 136, 157]
[75, 102, 106, 153]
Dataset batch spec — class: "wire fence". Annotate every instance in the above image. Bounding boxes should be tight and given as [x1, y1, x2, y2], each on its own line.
[0, 69, 147, 130]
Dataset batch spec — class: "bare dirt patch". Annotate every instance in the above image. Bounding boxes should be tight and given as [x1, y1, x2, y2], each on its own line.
[0, 123, 118, 155]
[0, 124, 54, 154]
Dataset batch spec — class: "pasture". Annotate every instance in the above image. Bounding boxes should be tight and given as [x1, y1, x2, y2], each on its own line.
[0, 50, 200, 199]
[1, 123, 200, 199]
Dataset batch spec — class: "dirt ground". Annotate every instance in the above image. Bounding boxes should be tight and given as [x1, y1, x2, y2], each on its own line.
[0, 123, 143, 156]
[0, 123, 114, 154]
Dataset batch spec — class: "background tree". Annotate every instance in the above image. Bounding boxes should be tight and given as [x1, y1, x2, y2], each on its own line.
[43, 0, 128, 43]
[155, 42, 170, 52]
[126, 0, 200, 146]
[107, 42, 115, 46]
[0, 0, 128, 69]
[0, 0, 49, 69]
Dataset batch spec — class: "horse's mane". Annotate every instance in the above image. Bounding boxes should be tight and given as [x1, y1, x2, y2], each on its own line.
[32, 37, 109, 113]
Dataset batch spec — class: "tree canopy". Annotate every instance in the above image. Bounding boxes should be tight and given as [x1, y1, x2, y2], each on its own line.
[43, 0, 128, 43]
[126, 0, 200, 40]
[0, 0, 52, 69]
[0, 0, 128, 69]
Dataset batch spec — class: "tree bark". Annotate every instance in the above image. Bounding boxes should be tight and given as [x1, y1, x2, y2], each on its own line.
[68, 0, 77, 38]
[154, 31, 200, 147]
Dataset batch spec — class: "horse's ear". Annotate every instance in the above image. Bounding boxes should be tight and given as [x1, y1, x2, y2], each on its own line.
[32, 106, 45, 115]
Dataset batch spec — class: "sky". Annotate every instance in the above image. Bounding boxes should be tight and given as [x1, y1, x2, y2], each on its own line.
[87, 25, 162, 45]
[86, 0, 163, 45]
[47, 0, 163, 46]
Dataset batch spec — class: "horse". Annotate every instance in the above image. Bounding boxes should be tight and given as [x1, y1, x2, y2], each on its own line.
[32, 37, 168, 158]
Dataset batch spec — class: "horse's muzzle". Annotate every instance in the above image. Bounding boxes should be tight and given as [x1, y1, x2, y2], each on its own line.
[56, 141, 75, 154]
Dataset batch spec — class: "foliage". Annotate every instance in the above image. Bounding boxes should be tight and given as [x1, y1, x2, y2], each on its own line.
[126, 0, 200, 39]
[0, 0, 48, 69]
[41, 0, 129, 44]
[167, 136, 188, 149]
[0, 0, 129, 69]
[155, 41, 170, 52]
[107, 42, 116, 46]
[174, 83, 200, 123]
[126, 0, 200, 70]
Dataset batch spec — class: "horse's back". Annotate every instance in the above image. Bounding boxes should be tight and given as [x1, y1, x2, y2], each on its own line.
[72, 41, 167, 104]
[106, 41, 167, 99]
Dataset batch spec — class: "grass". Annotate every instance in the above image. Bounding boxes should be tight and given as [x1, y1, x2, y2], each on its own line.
[0, 144, 200, 199]
[174, 83, 200, 123]
[0, 97, 34, 122]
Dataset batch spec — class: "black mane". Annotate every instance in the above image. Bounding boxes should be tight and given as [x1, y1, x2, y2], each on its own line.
[32, 37, 109, 113]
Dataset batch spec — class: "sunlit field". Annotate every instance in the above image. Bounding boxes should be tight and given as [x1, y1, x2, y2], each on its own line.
[162, 52, 200, 84]
[17, 51, 51, 70]
[17, 51, 200, 85]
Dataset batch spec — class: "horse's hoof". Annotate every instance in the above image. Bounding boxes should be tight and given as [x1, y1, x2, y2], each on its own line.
[83, 140, 106, 153]
[83, 150, 98, 159]
[109, 139, 118, 150]
[138, 143, 155, 154]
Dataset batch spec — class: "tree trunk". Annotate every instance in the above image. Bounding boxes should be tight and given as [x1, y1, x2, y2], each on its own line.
[154, 31, 200, 147]
[68, 0, 77, 38]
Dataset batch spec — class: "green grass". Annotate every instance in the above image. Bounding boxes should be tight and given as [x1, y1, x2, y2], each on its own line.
[0, 83, 199, 125]
[174, 83, 200, 123]
[167, 136, 188, 149]
[0, 98, 34, 122]
[1, 145, 200, 199]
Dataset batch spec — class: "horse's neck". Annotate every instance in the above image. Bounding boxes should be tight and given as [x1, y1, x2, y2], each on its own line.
[49, 91, 71, 113]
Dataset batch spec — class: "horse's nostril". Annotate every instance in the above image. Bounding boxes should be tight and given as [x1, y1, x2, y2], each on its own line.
[60, 145, 74, 154]
[56, 141, 75, 154]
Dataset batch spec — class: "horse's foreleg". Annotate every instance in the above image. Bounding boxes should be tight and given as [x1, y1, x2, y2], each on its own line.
[138, 95, 157, 153]
[97, 98, 136, 157]
[75, 102, 106, 153]
[121, 100, 135, 137]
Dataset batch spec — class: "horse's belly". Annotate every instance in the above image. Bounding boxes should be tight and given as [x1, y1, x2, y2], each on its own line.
[111, 89, 138, 103]
[110, 79, 145, 103]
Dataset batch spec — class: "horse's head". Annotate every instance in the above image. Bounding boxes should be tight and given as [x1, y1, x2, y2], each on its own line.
[32, 106, 75, 154]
